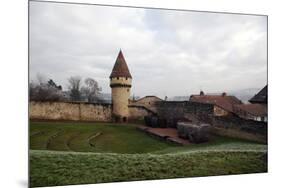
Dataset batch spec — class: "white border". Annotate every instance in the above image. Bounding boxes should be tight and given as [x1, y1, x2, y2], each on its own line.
[1, 0, 280, 188]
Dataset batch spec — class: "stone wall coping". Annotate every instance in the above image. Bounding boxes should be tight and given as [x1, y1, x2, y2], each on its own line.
[30, 100, 112, 106]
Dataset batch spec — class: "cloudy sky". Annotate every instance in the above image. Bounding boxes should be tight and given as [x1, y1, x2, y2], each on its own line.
[29, 1, 267, 98]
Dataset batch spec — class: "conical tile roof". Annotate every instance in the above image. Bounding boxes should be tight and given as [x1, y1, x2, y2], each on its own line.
[110, 50, 132, 78]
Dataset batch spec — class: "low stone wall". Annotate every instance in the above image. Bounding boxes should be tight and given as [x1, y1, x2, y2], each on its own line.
[155, 101, 214, 118]
[30, 101, 112, 122]
[151, 101, 267, 143]
[128, 105, 156, 120]
[211, 116, 267, 143]
[211, 127, 267, 143]
[212, 116, 267, 135]
[152, 101, 213, 127]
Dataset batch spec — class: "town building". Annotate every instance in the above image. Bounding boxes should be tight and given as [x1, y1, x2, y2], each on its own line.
[189, 91, 242, 116]
[129, 96, 163, 113]
[233, 103, 267, 122]
[233, 85, 268, 122]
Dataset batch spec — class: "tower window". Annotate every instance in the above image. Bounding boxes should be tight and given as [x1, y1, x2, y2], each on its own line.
[126, 77, 128, 80]
[117, 77, 119, 80]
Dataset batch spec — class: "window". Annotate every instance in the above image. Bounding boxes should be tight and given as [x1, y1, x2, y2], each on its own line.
[117, 77, 119, 80]
[127, 89, 129, 92]
[126, 77, 128, 80]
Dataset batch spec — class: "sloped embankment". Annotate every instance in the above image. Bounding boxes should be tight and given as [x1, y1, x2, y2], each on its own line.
[30, 149, 267, 187]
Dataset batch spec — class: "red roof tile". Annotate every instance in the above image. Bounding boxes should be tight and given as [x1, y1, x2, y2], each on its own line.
[190, 94, 242, 112]
[234, 104, 267, 116]
[110, 50, 132, 78]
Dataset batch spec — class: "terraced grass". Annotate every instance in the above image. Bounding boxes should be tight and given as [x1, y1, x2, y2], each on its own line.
[68, 132, 98, 152]
[29, 121, 268, 187]
[30, 121, 267, 154]
[30, 121, 176, 153]
[30, 129, 60, 150]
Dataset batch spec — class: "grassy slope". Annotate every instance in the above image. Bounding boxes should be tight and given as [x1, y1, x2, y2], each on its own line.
[30, 150, 267, 187]
[30, 121, 267, 154]
[29, 121, 268, 187]
[30, 121, 175, 153]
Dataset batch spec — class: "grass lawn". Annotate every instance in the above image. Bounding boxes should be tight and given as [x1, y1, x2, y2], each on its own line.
[30, 121, 176, 153]
[29, 121, 267, 187]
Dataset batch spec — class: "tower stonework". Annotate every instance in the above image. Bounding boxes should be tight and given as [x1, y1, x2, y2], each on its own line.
[110, 50, 132, 122]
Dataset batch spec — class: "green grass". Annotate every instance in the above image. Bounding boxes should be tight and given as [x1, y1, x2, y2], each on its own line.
[30, 121, 175, 153]
[30, 150, 267, 187]
[30, 121, 267, 154]
[29, 121, 268, 187]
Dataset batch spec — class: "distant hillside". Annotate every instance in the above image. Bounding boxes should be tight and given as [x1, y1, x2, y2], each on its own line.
[229, 88, 261, 104]
[98, 93, 111, 103]
[168, 96, 190, 101]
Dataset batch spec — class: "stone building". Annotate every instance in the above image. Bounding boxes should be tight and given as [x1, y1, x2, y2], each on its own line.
[233, 85, 268, 122]
[189, 91, 242, 116]
[110, 50, 132, 122]
[129, 96, 163, 113]
[233, 103, 267, 122]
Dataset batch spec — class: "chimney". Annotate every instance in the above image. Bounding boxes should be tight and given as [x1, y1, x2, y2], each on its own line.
[222, 92, 227, 97]
[200, 90, 204, 96]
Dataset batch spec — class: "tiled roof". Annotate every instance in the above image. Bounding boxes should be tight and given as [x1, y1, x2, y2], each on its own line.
[110, 50, 132, 78]
[190, 94, 242, 112]
[249, 85, 267, 104]
[234, 104, 267, 116]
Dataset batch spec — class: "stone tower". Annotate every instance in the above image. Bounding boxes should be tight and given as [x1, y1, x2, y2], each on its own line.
[110, 50, 132, 122]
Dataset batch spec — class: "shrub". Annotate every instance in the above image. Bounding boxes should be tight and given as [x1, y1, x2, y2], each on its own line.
[177, 122, 210, 143]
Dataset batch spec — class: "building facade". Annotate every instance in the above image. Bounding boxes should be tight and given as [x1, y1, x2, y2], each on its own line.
[189, 91, 242, 116]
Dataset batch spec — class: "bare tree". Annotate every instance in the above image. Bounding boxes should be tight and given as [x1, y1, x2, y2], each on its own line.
[29, 74, 64, 101]
[68, 76, 82, 101]
[48, 79, 62, 90]
[81, 78, 102, 102]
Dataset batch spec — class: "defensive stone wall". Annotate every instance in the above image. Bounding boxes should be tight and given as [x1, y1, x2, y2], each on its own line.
[151, 101, 213, 127]
[155, 101, 214, 120]
[128, 105, 156, 120]
[130, 96, 162, 113]
[30, 101, 112, 122]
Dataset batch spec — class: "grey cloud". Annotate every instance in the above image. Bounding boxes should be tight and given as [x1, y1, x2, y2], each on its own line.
[29, 1, 267, 98]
